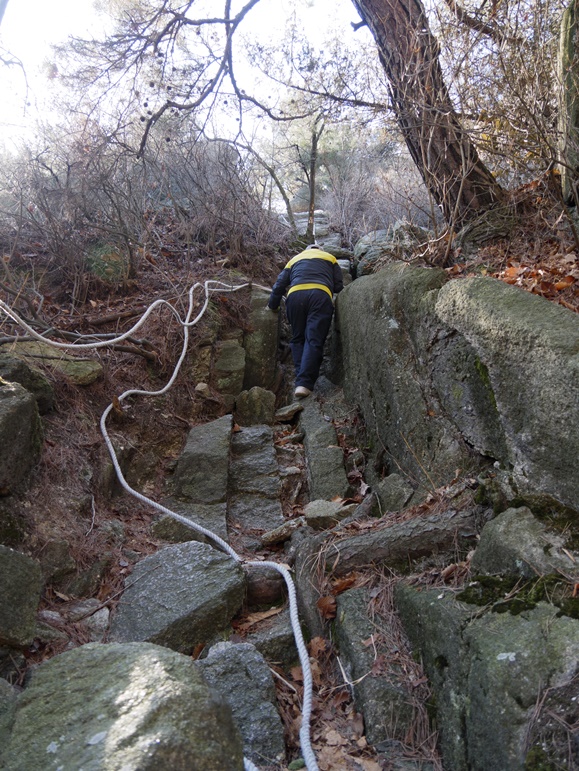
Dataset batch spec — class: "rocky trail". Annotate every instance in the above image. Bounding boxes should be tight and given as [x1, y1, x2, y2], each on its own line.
[1, 247, 578, 770]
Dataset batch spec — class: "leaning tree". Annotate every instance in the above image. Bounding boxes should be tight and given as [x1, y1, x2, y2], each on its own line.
[352, 0, 505, 227]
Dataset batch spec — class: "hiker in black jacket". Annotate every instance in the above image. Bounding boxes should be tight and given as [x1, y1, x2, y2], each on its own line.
[268, 244, 344, 398]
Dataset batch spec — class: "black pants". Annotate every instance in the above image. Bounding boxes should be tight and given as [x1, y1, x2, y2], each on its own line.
[286, 289, 334, 390]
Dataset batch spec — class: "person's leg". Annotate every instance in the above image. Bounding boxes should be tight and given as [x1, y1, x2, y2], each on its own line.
[296, 292, 333, 389]
[285, 293, 307, 374]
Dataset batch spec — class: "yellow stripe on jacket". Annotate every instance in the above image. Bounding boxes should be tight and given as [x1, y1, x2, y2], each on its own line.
[287, 283, 333, 300]
[284, 251, 338, 269]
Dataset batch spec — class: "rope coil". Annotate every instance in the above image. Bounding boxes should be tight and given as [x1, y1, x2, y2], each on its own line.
[0, 281, 319, 771]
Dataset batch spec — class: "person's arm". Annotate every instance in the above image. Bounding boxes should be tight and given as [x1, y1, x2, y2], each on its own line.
[268, 267, 291, 310]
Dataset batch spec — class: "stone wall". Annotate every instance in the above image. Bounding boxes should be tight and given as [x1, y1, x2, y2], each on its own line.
[336, 262, 579, 513]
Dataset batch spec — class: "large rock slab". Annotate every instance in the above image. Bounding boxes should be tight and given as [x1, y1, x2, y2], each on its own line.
[214, 340, 245, 396]
[463, 603, 579, 771]
[0, 381, 42, 495]
[471, 506, 579, 580]
[353, 222, 431, 276]
[171, 415, 232, 504]
[227, 425, 284, 535]
[334, 588, 415, 747]
[3, 642, 244, 770]
[197, 642, 285, 766]
[228, 495, 284, 533]
[395, 585, 478, 769]
[0, 546, 42, 648]
[0, 678, 18, 765]
[338, 263, 579, 513]
[10, 341, 102, 385]
[234, 387, 276, 426]
[337, 264, 475, 492]
[299, 399, 349, 501]
[435, 276, 579, 510]
[395, 584, 579, 771]
[242, 287, 279, 390]
[0, 354, 54, 413]
[109, 541, 245, 654]
[229, 425, 281, 497]
[152, 499, 228, 545]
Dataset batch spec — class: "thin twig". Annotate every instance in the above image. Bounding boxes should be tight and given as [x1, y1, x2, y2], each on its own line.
[85, 496, 96, 536]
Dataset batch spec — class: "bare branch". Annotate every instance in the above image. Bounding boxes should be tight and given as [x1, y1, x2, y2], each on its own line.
[442, 0, 508, 43]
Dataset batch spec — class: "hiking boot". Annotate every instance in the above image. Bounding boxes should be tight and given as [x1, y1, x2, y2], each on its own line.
[294, 386, 311, 398]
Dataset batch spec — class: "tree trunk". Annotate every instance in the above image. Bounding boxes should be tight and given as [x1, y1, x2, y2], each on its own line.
[306, 121, 324, 242]
[353, 0, 504, 227]
[558, 0, 579, 204]
[325, 507, 477, 576]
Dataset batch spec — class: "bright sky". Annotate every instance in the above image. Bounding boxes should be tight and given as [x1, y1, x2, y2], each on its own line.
[0, 0, 109, 142]
[0, 0, 363, 148]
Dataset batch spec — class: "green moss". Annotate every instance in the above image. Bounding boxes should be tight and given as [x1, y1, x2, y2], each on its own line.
[473, 357, 497, 409]
[451, 383, 463, 402]
[456, 574, 519, 606]
[87, 244, 129, 282]
[425, 692, 438, 724]
[525, 746, 558, 771]
[493, 598, 536, 615]
[456, 574, 577, 619]
[528, 501, 579, 550]
[556, 598, 579, 620]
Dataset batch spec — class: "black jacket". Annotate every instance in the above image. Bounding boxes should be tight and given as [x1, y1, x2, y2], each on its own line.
[267, 249, 344, 310]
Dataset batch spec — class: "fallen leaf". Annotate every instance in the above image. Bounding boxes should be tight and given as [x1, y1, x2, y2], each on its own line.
[324, 729, 347, 746]
[441, 563, 458, 580]
[554, 276, 576, 290]
[351, 711, 364, 736]
[290, 665, 303, 683]
[331, 575, 358, 595]
[191, 643, 205, 660]
[309, 636, 328, 657]
[316, 745, 348, 770]
[234, 606, 283, 633]
[310, 659, 323, 687]
[332, 689, 351, 708]
[357, 758, 383, 771]
[317, 595, 337, 620]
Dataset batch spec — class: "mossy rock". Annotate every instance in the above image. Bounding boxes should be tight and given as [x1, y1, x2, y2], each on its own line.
[10, 342, 102, 386]
[456, 573, 578, 619]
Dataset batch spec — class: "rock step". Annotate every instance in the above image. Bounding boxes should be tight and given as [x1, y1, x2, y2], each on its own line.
[154, 387, 352, 550]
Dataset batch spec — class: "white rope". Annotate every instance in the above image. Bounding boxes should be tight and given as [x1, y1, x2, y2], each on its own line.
[246, 560, 318, 771]
[0, 281, 318, 771]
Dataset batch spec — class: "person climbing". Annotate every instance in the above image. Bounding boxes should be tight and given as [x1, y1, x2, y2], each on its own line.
[267, 243, 344, 399]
